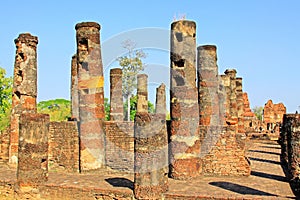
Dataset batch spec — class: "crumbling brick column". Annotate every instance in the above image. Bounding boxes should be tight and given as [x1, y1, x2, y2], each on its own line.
[169, 20, 201, 179]
[224, 69, 238, 123]
[236, 78, 245, 133]
[10, 33, 38, 164]
[75, 22, 105, 171]
[283, 114, 300, 195]
[71, 54, 79, 120]
[110, 68, 123, 121]
[155, 83, 166, 114]
[197, 45, 220, 126]
[17, 113, 49, 186]
[134, 82, 168, 199]
[279, 114, 290, 168]
[137, 74, 148, 113]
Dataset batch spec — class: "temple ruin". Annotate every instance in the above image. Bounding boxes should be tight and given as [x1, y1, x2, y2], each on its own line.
[0, 19, 296, 199]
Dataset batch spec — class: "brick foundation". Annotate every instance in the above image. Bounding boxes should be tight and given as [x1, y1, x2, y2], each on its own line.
[48, 122, 79, 172]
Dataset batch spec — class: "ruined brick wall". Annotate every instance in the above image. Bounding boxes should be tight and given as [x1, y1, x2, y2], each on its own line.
[0, 130, 9, 162]
[280, 114, 300, 195]
[105, 121, 134, 172]
[243, 92, 259, 133]
[263, 100, 286, 132]
[10, 33, 38, 164]
[17, 113, 49, 186]
[201, 125, 250, 176]
[48, 122, 79, 173]
[134, 75, 168, 199]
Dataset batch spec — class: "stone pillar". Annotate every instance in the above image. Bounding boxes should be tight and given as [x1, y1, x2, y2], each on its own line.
[9, 33, 38, 164]
[279, 114, 290, 168]
[17, 113, 49, 186]
[75, 22, 105, 171]
[110, 68, 123, 121]
[137, 74, 148, 113]
[155, 83, 166, 115]
[236, 78, 245, 133]
[224, 69, 238, 124]
[134, 81, 168, 199]
[71, 54, 79, 120]
[169, 20, 201, 179]
[284, 114, 300, 195]
[197, 45, 220, 126]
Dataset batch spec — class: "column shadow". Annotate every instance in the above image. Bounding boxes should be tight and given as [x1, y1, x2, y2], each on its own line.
[251, 170, 288, 182]
[248, 150, 280, 156]
[249, 157, 281, 165]
[209, 181, 277, 196]
[105, 177, 134, 190]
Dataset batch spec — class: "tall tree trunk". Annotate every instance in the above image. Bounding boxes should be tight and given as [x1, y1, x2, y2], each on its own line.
[127, 95, 130, 121]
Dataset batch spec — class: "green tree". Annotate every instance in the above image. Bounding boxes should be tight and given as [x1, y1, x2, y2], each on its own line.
[37, 99, 71, 121]
[123, 95, 155, 121]
[104, 98, 110, 121]
[0, 67, 12, 132]
[253, 106, 263, 121]
[117, 39, 146, 121]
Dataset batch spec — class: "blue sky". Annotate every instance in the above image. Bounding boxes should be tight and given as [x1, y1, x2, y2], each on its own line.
[0, 1, 299, 112]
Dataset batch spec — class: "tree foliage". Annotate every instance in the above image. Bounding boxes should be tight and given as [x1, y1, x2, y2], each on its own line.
[253, 106, 263, 121]
[104, 98, 110, 121]
[0, 67, 12, 132]
[123, 95, 155, 121]
[104, 95, 154, 121]
[117, 39, 146, 121]
[37, 99, 71, 121]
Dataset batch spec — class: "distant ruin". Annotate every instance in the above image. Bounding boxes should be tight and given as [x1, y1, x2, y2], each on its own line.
[0, 19, 296, 199]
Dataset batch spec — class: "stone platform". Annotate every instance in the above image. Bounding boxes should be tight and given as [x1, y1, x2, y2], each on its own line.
[0, 140, 296, 199]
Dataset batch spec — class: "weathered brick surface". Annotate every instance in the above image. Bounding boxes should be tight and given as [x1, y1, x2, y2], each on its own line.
[10, 33, 38, 164]
[109, 68, 123, 121]
[75, 22, 105, 171]
[137, 74, 148, 113]
[70, 54, 79, 120]
[263, 100, 286, 134]
[17, 113, 49, 186]
[134, 82, 168, 199]
[105, 121, 134, 172]
[201, 125, 250, 176]
[0, 130, 9, 162]
[170, 20, 200, 179]
[236, 78, 245, 133]
[134, 113, 168, 199]
[280, 114, 300, 195]
[198, 45, 221, 127]
[155, 84, 166, 115]
[243, 92, 259, 133]
[48, 122, 79, 172]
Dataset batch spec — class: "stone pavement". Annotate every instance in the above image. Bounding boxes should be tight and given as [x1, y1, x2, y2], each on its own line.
[0, 140, 296, 199]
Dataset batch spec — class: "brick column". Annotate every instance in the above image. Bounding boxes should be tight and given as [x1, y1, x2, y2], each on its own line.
[137, 74, 148, 113]
[236, 78, 245, 133]
[224, 69, 238, 124]
[155, 83, 166, 114]
[134, 81, 168, 199]
[169, 20, 201, 179]
[197, 45, 220, 126]
[71, 54, 79, 120]
[285, 114, 300, 195]
[75, 22, 105, 171]
[10, 33, 38, 164]
[110, 68, 123, 121]
[17, 113, 49, 186]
